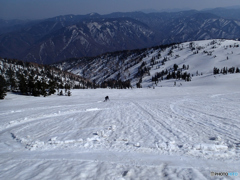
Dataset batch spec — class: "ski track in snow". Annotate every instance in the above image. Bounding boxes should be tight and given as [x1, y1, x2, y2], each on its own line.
[0, 85, 240, 179]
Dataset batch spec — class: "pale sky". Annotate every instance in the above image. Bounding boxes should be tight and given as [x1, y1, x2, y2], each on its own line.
[1, 0, 240, 20]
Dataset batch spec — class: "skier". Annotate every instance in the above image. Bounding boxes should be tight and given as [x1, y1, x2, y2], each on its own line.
[104, 96, 109, 102]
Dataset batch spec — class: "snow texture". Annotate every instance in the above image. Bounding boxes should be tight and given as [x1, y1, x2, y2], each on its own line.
[1, 73, 240, 179]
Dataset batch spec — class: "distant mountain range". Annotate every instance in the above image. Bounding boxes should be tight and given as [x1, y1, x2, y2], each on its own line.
[1, 7, 240, 64]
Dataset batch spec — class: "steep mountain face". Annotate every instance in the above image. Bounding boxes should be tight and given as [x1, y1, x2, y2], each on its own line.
[0, 15, 104, 60]
[53, 39, 240, 88]
[1, 9, 240, 64]
[23, 18, 155, 64]
[0, 20, 72, 60]
[158, 13, 240, 44]
[116, 11, 240, 44]
[0, 17, 155, 64]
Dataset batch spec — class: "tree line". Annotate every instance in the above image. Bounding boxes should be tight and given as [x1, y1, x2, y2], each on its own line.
[0, 58, 93, 99]
[152, 64, 191, 84]
[213, 66, 240, 75]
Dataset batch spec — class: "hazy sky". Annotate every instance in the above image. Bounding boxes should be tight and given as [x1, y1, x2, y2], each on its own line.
[1, 0, 240, 20]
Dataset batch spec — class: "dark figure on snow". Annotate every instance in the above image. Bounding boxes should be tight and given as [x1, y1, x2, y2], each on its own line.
[104, 96, 109, 102]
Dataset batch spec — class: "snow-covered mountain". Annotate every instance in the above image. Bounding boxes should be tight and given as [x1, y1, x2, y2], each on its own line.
[22, 18, 155, 64]
[0, 17, 156, 64]
[1, 9, 240, 64]
[53, 39, 240, 88]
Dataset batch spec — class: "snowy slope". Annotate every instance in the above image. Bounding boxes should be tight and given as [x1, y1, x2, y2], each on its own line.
[55, 39, 240, 88]
[0, 73, 240, 179]
[140, 39, 240, 87]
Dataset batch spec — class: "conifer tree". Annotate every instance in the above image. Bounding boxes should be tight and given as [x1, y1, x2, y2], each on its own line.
[6, 67, 16, 91]
[27, 75, 35, 95]
[48, 80, 56, 95]
[236, 67, 240, 73]
[173, 64, 178, 71]
[0, 75, 7, 99]
[18, 74, 28, 95]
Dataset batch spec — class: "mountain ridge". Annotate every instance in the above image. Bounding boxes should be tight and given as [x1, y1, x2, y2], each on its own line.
[52, 39, 240, 88]
[1, 8, 240, 64]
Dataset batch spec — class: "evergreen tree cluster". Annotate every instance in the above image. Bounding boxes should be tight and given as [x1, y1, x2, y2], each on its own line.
[136, 62, 151, 78]
[152, 64, 191, 83]
[213, 66, 240, 75]
[0, 58, 93, 99]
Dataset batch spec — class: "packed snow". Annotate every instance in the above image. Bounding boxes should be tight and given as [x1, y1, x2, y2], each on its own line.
[0, 72, 240, 179]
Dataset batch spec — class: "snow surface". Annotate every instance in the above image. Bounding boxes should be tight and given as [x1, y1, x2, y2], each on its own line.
[1, 73, 240, 179]
[139, 39, 240, 88]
